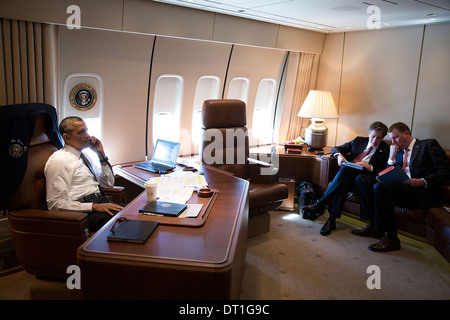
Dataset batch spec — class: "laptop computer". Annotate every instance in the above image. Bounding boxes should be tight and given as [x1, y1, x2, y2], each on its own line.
[134, 139, 181, 173]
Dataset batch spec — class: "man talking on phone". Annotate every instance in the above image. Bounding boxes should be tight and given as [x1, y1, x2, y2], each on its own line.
[45, 116, 123, 231]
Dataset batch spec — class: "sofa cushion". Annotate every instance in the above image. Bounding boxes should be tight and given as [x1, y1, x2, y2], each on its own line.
[395, 206, 428, 224]
[425, 207, 450, 262]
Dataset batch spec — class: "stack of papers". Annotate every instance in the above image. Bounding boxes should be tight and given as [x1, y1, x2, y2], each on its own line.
[147, 171, 208, 204]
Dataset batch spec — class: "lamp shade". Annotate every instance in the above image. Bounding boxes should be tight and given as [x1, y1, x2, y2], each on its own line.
[297, 90, 338, 119]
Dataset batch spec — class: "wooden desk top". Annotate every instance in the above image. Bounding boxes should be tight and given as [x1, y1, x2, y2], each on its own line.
[77, 162, 249, 272]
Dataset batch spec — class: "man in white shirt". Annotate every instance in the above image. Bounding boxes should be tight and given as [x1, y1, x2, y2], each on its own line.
[45, 116, 123, 231]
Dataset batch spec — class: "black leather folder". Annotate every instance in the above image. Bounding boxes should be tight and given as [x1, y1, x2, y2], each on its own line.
[139, 200, 187, 217]
[107, 219, 159, 243]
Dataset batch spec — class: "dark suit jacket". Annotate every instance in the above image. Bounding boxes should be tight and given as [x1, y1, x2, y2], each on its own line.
[331, 136, 390, 175]
[0, 103, 63, 209]
[395, 139, 450, 206]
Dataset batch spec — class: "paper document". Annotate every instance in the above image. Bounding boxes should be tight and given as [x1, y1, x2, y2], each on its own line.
[179, 204, 204, 218]
[182, 174, 208, 188]
[147, 172, 208, 204]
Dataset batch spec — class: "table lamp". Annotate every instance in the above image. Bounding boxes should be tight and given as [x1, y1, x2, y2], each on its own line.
[297, 90, 338, 150]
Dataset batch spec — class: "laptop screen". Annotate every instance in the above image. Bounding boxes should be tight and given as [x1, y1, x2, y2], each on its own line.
[152, 139, 181, 166]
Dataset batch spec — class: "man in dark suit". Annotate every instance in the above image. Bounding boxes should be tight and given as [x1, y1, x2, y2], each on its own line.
[354, 122, 450, 252]
[303, 121, 390, 236]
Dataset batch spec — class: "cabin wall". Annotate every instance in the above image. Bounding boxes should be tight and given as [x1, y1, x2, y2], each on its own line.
[0, 0, 325, 53]
[1, 0, 325, 164]
[57, 28, 305, 164]
[2, 0, 449, 153]
[58, 28, 153, 165]
[317, 23, 450, 149]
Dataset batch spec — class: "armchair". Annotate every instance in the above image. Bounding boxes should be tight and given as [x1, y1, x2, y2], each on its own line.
[3, 106, 125, 299]
[201, 99, 288, 237]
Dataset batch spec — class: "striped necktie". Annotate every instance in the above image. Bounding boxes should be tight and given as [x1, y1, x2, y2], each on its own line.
[402, 148, 409, 170]
[353, 146, 373, 163]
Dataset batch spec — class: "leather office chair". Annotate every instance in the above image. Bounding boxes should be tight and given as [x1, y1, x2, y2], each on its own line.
[4, 109, 125, 299]
[201, 99, 288, 237]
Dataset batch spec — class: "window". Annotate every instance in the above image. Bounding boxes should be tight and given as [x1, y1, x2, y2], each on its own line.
[152, 74, 184, 145]
[227, 77, 249, 104]
[62, 73, 104, 172]
[252, 78, 277, 142]
[192, 75, 220, 145]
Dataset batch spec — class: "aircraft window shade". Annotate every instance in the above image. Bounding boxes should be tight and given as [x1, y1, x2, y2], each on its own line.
[227, 77, 249, 104]
[192, 110, 203, 146]
[193, 76, 220, 107]
[153, 112, 178, 143]
[252, 78, 277, 142]
[192, 76, 220, 145]
[152, 74, 183, 145]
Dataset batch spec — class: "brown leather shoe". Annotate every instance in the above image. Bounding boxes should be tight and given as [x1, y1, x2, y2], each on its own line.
[351, 225, 384, 238]
[369, 236, 401, 252]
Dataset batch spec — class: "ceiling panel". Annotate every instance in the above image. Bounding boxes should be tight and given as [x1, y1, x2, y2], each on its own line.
[154, 0, 450, 33]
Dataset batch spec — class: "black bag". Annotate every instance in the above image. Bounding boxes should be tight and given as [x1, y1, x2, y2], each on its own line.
[296, 181, 319, 220]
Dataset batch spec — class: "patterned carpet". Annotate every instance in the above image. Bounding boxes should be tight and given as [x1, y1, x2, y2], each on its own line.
[1, 210, 449, 300]
[241, 210, 450, 300]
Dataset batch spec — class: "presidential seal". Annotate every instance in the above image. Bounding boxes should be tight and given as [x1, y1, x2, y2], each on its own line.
[9, 140, 26, 158]
[69, 83, 97, 111]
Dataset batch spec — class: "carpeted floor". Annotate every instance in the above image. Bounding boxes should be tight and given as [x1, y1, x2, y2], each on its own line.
[1, 210, 449, 300]
[240, 211, 450, 300]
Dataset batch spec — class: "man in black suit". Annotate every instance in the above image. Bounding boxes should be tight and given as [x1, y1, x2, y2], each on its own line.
[303, 121, 390, 236]
[354, 122, 450, 252]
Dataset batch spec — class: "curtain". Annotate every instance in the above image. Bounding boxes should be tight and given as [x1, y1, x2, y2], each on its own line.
[285, 52, 316, 141]
[0, 18, 57, 107]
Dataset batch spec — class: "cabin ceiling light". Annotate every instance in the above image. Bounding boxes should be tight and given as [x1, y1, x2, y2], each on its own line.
[297, 90, 338, 150]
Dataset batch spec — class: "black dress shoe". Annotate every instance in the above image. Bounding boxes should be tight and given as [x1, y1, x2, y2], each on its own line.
[320, 219, 336, 236]
[302, 202, 325, 220]
[303, 202, 324, 212]
[351, 225, 384, 238]
[369, 236, 401, 252]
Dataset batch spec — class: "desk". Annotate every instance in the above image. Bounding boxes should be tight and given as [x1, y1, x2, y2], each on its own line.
[77, 162, 249, 299]
[250, 145, 332, 197]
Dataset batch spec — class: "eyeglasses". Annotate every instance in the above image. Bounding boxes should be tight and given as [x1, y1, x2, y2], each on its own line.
[110, 217, 128, 233]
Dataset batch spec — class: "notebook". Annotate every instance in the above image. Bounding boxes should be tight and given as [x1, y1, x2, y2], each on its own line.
[342, 161, 367, 171]
[376, 165, 409, 184]
[134, 139, 181, 173]
[107, 219, 159, 244]
[139, 200, 187, 217]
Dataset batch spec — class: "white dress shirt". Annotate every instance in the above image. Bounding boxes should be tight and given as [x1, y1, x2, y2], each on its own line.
[387, 138, 416, 178]
[44, 145, 115, 212]
[402, 138, 416, 178]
